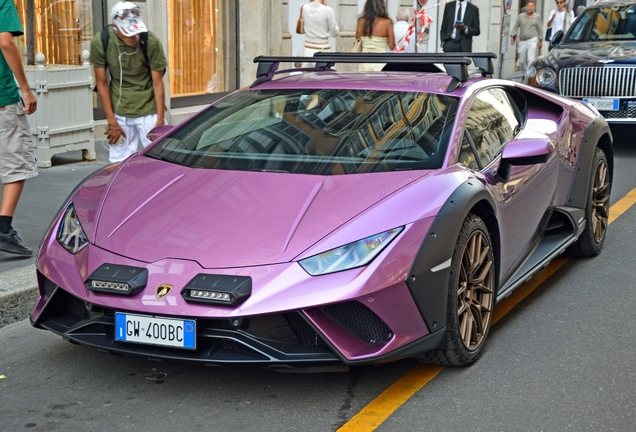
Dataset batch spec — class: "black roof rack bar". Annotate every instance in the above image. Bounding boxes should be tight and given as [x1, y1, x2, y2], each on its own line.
[315, 51, 496, 76]
[252, 53, 496, 89]
[252, 57, 336, 88]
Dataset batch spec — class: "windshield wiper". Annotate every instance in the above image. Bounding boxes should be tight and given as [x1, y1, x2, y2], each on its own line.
[144, 153, 194, 167]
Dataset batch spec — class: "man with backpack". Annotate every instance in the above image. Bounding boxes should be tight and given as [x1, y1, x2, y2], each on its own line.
[90, 2, 167, 163]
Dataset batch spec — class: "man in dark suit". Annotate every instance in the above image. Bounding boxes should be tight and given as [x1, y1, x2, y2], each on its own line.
[440, 0, 480, 52]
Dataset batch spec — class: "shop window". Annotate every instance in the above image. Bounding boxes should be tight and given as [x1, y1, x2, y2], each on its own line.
[169, 0, 237, 99]
[15, 0, 93, 65]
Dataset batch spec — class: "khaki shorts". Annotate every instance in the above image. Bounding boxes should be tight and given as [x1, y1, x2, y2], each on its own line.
[0, 104, 38, 184]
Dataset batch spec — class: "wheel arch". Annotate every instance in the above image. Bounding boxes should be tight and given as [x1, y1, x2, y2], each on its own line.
[405, 179, 498, 337]
[568, 116, 614, 210]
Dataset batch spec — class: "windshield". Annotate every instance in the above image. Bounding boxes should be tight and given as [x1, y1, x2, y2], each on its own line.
[146, 89, 458, 175]
[566, 5, 636, 42]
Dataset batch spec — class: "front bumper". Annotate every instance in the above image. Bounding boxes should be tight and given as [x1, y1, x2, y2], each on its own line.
[32, 275, 446, 367]
[31, 218, 441, 366]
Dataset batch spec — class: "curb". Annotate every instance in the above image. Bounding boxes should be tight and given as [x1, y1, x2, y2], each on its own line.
[0, 265, 38, 329]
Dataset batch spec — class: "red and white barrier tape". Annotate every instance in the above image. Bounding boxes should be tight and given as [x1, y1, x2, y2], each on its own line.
[394, 0, 454, 52]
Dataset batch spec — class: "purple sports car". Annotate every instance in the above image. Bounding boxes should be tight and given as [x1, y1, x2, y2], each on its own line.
[31, 53, 612, 369]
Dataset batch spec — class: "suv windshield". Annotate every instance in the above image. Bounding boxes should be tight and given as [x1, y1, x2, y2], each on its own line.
[566, 5, 636, 42]
[146, 89, 458, 175]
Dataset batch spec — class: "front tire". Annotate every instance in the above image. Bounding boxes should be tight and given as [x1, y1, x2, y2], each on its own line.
[420, 214, 495, 367]
[568, 147, 610, 257]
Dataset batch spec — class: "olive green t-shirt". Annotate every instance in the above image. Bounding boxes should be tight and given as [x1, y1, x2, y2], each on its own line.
[89, 27, 167, 118]
[0, 0, 23, 107]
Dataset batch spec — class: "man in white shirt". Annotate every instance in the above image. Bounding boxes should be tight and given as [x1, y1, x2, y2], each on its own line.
[547, 0, 574, 41]
[393, 8, 415, 53]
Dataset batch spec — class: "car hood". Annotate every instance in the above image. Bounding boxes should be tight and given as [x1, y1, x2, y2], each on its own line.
[92, 157, 427, 268]
[548, 41, 636, 67]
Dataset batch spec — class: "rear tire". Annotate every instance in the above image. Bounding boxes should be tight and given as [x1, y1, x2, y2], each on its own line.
[568, 147, 610, 257]
[419, 214, 495, 367]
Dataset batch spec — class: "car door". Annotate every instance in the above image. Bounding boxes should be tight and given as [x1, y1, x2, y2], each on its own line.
[457, 87, 559, 281]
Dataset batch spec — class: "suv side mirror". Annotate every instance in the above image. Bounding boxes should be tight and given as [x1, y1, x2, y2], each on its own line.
[494, 137, 554, 183]
[550, 30, 564, 50]
[146, 125, 175, 142]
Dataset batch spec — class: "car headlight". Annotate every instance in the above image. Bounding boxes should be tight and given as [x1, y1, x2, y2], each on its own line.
[536, 68, 556, 87]
[56, 203, 89, 254]
[299, 227, 403, 276]
[526, 66, 537, 81]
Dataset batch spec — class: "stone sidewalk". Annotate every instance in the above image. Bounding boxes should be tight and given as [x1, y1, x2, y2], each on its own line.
[0, 265, 37, 328]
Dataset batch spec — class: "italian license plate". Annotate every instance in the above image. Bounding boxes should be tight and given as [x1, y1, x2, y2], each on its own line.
[583, 98, 619, 111]
[115, 313, 196, 349]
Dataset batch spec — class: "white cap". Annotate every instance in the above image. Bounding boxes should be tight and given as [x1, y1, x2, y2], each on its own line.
[110, 2, 147, 37]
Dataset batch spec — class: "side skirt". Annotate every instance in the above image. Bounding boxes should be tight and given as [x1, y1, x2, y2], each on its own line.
[496, 206, 585, 301]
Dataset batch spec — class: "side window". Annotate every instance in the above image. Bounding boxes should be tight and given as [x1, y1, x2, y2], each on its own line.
[459, 88, 520, 169]
[459, 132, 479, 170]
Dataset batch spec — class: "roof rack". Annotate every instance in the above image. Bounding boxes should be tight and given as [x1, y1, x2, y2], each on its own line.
[252, 52, 496, 91]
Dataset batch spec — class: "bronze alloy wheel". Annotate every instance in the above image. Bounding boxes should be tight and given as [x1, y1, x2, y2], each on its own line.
[591, 156, 610, 243]
[457, 228, 494, 351]
[419, 214, 496, 367]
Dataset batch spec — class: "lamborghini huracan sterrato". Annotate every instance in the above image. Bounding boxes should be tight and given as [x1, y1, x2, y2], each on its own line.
[31, 53, 612, 370]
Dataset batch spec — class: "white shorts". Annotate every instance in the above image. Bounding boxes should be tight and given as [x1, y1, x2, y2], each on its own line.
[109, 113, 158, 163]
[0, 104, 38, 184]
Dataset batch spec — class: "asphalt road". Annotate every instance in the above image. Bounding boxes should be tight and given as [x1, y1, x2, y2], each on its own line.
[1, 128, 636, 431]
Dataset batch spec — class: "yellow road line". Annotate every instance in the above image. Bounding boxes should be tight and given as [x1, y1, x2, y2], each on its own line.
[338, 187, 636, 432]
[337, 364, 444, 432]
[608, 187, 636, 224]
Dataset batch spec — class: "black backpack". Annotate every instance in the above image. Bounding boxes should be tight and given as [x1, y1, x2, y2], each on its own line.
[93, 27, 164, 91]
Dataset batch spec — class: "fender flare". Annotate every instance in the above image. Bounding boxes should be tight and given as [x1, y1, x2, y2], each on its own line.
[405, 179, 497, 334]
[567, 115, 613, 210]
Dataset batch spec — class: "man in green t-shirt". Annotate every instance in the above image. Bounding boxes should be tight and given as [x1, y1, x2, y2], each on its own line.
[0, 0, 38, 256]
[89, 1, 167, 163]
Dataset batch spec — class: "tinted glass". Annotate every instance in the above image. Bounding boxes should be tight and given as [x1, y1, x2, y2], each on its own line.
[567, 5, 636, 42]
[147, 89, 459, 175]
[461, 88, 520, 169]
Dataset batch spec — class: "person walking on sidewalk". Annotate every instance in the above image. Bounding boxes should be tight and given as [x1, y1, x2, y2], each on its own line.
[90, 1, 167, 164]
[0, 0, 38, 256]
[546, 0, 574, 41]
[510, 0, 543, 80]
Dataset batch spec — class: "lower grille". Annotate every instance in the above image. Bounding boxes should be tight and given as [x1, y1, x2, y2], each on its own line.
[322, 301, 393, 344]
[602, 104, 636, 119]
[33, 277, 337, 364]
[285, 312, 325, 346]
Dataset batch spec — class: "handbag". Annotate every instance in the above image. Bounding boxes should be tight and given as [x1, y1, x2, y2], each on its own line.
[545, 27, 552, 42]
[351, 39, 362, 53]
[296, 4, 305, 34]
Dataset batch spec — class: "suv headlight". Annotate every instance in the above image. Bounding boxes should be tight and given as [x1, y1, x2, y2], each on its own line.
[536, 68, 556, 87]
[299, 227, 403, 276]
[526, 66, 537, 81]
[57, 203, 89, 254]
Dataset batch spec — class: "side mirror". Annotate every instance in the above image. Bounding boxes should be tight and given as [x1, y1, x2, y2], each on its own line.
[146, 124, 175, 142]
[494, 137, 554, 183]
[550, 30, 564, 50]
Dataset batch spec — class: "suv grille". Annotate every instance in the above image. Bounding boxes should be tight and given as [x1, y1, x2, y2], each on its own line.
[559, 66, 636, 98]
